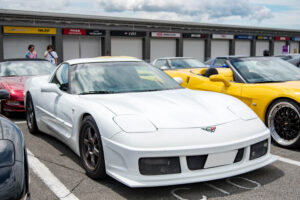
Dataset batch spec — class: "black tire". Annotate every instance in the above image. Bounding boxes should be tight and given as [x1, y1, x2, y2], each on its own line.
[26, 94, 39, 134]
[266, 99, 300, 148]
[79, 115, 106, 179]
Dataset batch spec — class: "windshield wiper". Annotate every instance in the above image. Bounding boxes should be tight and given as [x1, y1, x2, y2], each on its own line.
[79, 91, 116, 95]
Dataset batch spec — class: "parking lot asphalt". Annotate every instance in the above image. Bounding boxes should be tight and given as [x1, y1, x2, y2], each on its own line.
[9, 114, 300, 200]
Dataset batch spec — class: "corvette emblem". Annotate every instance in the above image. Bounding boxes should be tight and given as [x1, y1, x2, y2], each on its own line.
[201, 126, 216, 133]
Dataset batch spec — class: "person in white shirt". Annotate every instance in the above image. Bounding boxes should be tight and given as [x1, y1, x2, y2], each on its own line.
[44, 44, 58, 65]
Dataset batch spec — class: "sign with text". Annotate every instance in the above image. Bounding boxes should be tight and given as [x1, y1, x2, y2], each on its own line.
[275, 36, 290, 41]
[3, 26, 56, 34]
[292, 37, 300, 41]
[235, 35, 255, 40]
[212, 34, 234, 39]
[182, 33, 208, 38]
[111, 31, 146, 37]
[86, 30, 105, 36]
[282, 45, 289, 54]
[151, 32, 181, 38]
[257, 36, 272, 40]
[63, 29, 86, 35]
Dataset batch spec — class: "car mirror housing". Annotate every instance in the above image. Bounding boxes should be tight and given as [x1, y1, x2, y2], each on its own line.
[0, 89, 10, 100]
[209, 75, 231, 87]
[41, 83, 63, 95]
[173, 77, 184, 85]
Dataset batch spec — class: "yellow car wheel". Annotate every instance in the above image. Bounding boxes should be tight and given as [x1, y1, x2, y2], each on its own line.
[267, 99, 300, 149]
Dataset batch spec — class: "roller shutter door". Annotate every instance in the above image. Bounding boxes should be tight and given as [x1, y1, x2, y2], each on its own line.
[256, 41, 269, 56]
[235, 40, 251, 56]
[63, 36, 79, 61]
[183, 39, 205, 61]
[3, 35, 51, 59]
[63, 36, 101, 61]
[111, 37, 143, 59]
[290, 42, 299, 53]
[211, 40, 229, 58]
[274, 41, 286, 55]
[80, 36, 101, 58]
[150, 39, 176, 61]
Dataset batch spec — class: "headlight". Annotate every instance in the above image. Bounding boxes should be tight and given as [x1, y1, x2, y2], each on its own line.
[113, 115, 157, 133]
[228, 104, 257, 120]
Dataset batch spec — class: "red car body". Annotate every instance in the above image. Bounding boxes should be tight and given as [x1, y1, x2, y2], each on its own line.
[0, 76, 30, 112]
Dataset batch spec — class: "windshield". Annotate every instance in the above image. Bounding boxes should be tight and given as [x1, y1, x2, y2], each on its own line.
[71, 61, 182, 94]
[230, 57, 300, 83]
[169, 58, 206, 69]
[0, 61, 56, 77]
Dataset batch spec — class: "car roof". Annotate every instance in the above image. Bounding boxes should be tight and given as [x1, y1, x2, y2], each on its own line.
[1, 58, 48, 62]
[65, 56, 143, 65]
[214, 55, 246, 59]
[155, 57, 194, 60]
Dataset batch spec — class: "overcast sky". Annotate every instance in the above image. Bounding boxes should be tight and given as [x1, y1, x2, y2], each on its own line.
[0, 0, 299, 29]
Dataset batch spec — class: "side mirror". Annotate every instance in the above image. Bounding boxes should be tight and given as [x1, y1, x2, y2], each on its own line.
[0, 89, 10, 100]
[41, 83, 63, 95]
[209, 75, 231, 87]
[160, 66, 169, 70]
[173, 77, 184, 85]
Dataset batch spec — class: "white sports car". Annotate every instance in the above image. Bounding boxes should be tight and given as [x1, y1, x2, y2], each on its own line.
[25, 57, 276, 187]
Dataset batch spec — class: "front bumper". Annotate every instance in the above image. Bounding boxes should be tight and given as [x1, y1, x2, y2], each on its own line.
[2, 101, 25, 112]
[102, 120, 276, 187]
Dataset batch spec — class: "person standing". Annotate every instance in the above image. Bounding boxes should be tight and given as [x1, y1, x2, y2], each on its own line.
[44, 44, 58, 65]
[25, 44, 37, 59]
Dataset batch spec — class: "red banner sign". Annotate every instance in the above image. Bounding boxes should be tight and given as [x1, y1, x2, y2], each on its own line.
[275, 36, 290, 41]
[63, 29, 86, 35]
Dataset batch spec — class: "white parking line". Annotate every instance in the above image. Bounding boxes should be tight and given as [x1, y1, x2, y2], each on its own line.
[27, 149, 79, 200]
[276, 155, 300, 167]
[14, 121, 27, 124]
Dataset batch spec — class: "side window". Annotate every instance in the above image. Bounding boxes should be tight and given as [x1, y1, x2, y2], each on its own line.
[155, 60, 169, 68]
[214, 58, 226, 66]
[52, 63, 69, 92]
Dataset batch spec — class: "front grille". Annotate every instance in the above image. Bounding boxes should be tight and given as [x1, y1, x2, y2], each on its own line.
[234, 148, 244, 163]
[139, 157, 181, 175]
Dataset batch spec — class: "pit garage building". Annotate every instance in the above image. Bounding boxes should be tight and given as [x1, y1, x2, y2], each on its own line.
[0, 9, 300, 63]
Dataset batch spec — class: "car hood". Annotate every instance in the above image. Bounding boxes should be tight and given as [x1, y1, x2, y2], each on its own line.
[0, 76, 31, 91]
[80, 89, 242, 129]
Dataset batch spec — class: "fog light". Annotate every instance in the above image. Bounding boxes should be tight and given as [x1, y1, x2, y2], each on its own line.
[7, 100, 20, 106]
[139, 157, 181, 175]
[250, 139, 268, 160]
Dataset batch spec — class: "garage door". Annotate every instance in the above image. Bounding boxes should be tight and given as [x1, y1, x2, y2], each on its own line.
[3, 35, 51, 59]
[111, 37, 143, 59]
[183, 39, 205, 61]
[151, 39, 176, 61]
[211, 40, 229, 58]
[63, 36, 101, 61]
[290, 42, 299, 53]
[274, 41, 286, 55]
[63, 36, 79, 61]
[235, 40, 251, 56]
[256, 41, 269, 56]
[80, 36, 101, 58]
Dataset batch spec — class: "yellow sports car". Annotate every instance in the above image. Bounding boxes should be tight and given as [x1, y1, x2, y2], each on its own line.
[153, 57, 300, 148]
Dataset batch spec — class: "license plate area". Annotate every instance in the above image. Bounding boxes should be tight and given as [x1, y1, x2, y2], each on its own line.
[204, 150, 238, 169]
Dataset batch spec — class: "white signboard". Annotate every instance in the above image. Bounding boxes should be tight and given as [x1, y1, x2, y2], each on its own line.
[212, 34, 234, 39]
[151, 32, 181, 38]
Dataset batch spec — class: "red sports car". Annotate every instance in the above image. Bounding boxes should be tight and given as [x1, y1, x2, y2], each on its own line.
[0, 59, 56, 114]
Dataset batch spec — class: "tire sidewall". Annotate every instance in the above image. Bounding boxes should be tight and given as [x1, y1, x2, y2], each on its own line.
[79, 116, 106, 179]
[266, 99, 300, 148]
[26, 93, 39, 134]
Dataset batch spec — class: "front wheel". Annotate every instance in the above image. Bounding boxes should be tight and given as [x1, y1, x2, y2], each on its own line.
[26, 94, 39, 134]
[79, 116, 106, 179]
[267, 99, 300, 148]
